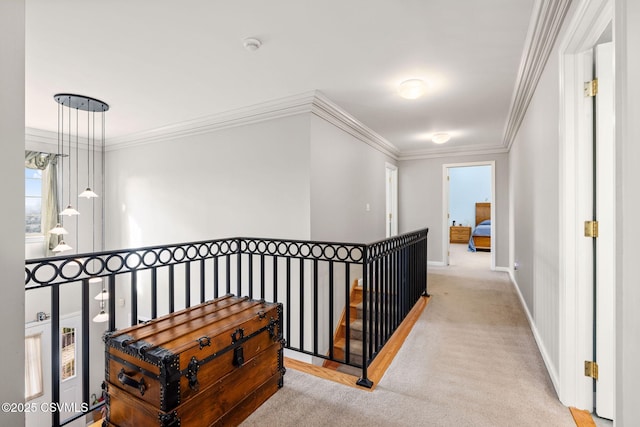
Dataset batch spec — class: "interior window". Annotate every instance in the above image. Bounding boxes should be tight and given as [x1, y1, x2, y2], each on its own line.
[25, 333, 44, 400]
[61, 327, 76, 381]
[25, 168, 43, 235]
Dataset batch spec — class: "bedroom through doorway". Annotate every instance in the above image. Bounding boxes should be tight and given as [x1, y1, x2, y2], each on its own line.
[443, 162, 494, 270]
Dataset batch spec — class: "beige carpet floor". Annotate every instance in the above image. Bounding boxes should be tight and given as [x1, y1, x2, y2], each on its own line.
[241, 244, 575, 427]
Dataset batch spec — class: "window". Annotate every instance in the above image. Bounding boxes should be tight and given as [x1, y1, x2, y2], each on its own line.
[25, 168, 43, 235]
[25, 334, 44, 400]
[61, 327, 76, 381]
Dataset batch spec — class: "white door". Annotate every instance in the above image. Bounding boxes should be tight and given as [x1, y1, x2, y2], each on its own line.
[385, 164, 398, 238]
[594, 41, 615, 420]
[59, 313, 84, 426]
[25, 313, 85, 427]
[25, 320, 51, 427]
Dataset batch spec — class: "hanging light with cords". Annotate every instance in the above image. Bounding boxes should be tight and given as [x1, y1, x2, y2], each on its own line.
[52, 94, 109, 253]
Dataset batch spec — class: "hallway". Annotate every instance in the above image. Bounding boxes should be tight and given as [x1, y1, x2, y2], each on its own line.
[242, 244, 574, 426]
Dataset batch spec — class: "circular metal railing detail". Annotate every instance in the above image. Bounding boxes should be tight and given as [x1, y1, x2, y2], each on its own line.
[25, 231, 427, 287]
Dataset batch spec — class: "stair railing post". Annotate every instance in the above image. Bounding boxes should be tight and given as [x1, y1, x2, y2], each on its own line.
[421, 229, 430, 298]
[357, 245, 374, 388]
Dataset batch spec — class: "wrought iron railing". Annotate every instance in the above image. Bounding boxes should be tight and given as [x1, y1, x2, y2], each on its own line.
[24, 229, 428, 426]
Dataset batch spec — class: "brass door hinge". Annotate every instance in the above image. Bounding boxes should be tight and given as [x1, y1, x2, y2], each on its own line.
[584, 220, 599, 238]
[585, 360, 599, 380]
[584, 79, 598, 97]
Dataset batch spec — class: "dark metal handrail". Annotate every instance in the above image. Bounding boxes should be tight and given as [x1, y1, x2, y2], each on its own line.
[25, 229, 428, 426]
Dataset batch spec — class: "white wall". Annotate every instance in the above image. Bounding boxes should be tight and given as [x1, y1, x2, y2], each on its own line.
[105, 114, 312, 250]
[0, 1, 26, 425]
[449, 165, 492, 228]
[309, 115, 395, 243]
[615, 0, 640, 423]
[398, 153, 509, 267]
[509, 41, 561, 381]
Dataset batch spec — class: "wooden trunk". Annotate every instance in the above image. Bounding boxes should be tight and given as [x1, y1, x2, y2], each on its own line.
[103, 295, 285, 427]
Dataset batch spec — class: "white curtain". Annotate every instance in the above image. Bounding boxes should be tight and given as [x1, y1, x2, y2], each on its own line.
[25, 333, 43, 401]
[25, 151, 59, 255]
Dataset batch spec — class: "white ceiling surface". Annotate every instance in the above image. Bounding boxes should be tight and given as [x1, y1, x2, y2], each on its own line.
[25, 0, 534, 156]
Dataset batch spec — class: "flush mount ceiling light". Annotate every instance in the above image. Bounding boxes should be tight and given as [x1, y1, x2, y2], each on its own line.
[398, 79, 427, 99]
[432, 133, 451, 144]
[243, 37, 262, 51]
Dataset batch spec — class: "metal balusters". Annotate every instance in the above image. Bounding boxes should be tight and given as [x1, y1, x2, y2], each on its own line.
[328, 261, 334, 360]
[200, 259, 206, 304]
[213, 257, 219, 299]
[286, 257, 291, 350]
[313, 259, 318, 355]
[130, 270, 138, 325]
[24, 229, 428, 415]
[169, 265, 175, 314]
[184, 263, 191, 308]
[151, 267, 158, 319]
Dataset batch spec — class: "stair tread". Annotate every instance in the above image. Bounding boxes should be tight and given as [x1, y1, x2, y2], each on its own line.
[334, 337, 363, 356]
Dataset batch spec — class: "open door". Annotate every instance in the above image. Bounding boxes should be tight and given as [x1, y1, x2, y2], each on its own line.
[592, 41, 615, 421]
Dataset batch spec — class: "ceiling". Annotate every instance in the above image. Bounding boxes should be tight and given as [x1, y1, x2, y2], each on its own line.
[25, 0, 535, 158]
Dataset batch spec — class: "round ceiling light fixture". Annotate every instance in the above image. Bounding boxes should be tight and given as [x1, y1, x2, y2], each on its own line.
[398, 79, 427, 99]
[243, 37, 262, 51]
[432, 133, 451, 144]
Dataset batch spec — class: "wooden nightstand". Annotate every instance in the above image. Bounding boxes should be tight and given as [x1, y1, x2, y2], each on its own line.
[450, 226, 471, 244]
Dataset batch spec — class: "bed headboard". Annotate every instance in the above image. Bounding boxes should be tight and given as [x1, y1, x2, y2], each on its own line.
[475, 202, 491, 226]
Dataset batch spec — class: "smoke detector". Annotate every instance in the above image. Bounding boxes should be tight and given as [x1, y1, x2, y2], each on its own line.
[243, 38, 262, 51]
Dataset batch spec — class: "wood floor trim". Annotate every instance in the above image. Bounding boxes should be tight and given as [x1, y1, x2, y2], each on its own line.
[569, 407, 597, 427]
[285, 294, 430, 391]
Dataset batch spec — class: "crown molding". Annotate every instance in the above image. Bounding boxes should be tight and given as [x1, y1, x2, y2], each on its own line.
[309, 93, 400, 159]
[106, 91, 318, 151]
[502, 0, 572, 150]
[398, 144, 509, 161]
[105, 90, 401, 159]
[502, 0, 573, 150]
[25, 127, 57, 145]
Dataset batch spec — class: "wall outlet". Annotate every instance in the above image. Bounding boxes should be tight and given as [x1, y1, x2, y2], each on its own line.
[118, 298, 125, 307]
[366, 203, 370, 211]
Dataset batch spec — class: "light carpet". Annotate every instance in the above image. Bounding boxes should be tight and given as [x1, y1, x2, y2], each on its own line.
[241, 244, 575, 426]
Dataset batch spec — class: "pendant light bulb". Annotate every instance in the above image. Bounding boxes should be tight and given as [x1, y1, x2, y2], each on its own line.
[49, 223, 69, 235]
[94, 289, 109, 301]
[52, 240, 73, 253]
[79, 187, 98, 199]
[93, 310, 109, 323]
[60, 205, 80, 216]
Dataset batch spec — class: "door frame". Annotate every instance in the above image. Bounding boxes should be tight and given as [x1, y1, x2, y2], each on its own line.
[558, 0, 613, 410]
[442, 161, 496, 270]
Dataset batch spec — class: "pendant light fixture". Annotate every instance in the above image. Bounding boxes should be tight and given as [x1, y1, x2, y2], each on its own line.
[93, 309, 109, 323]
[52, 94, 109, 254]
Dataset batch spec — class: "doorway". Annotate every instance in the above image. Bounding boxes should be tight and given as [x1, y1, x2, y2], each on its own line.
[442, 161, 495, 270]
[559, 0, 614, 419]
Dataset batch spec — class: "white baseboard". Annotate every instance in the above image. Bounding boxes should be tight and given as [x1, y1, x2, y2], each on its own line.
[507, 271, 561, 395]
[494, 266, 511, 273]
[427, 261, 446, 267]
